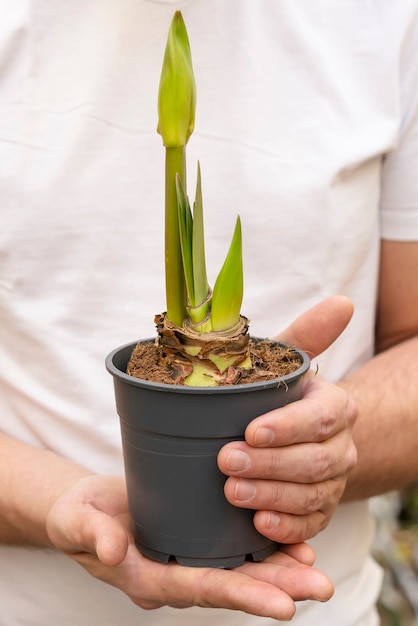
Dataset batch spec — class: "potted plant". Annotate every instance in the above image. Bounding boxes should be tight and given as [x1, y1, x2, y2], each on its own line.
[106, 11, 310, 568]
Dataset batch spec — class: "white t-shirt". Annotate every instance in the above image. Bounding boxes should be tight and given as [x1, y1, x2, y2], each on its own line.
[1, 1, 418, 624]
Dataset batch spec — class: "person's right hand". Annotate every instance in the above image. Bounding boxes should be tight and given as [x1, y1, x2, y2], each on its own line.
[218, 296, 357, 546]
[46, 474, 333, 620]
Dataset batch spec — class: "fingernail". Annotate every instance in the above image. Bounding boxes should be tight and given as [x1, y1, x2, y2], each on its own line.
[235, 480, 256, 501]
[265, 511, 280, 529]
[254, 427, 274, 445]
[225, 449, 250, 472]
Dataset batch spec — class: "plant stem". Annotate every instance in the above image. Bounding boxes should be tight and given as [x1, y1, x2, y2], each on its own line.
[165, 146, 187, 326]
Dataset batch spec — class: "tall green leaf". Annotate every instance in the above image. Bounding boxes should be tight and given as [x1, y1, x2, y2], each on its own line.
[176, 174, 194, 305]
[211, 216, 243, 332]
[192, 162, 209, 307]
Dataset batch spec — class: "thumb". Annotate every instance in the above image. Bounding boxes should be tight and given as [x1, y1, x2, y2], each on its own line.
[274, 295, 354, 358]
[47, 503, 130, 567]
[86, 510, 131, 567]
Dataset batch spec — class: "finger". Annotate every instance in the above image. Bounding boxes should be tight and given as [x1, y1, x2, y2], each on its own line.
[274, 295, 354, 357]
[223, 473, 343, 516]
[253, 509, 330, 544]
[279, 542, 316, 566]
[164, 564, 298, 617]
[237, 550, 334, 602]
[243, 374, 358, 448]
[220, 433, 356, 484]
[76, 545, 299, 619]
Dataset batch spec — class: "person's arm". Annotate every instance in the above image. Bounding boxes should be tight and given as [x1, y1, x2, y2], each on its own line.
[340, 240, 418, 500]
[0, 433, 92, 545]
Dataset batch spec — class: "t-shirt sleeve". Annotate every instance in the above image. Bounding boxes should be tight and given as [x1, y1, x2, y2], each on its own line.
[380, 10, 418, 241]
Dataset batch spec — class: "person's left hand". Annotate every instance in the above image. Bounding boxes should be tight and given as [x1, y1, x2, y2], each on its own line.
[218, 296, 358, 544]
[46, 474, 334, 620]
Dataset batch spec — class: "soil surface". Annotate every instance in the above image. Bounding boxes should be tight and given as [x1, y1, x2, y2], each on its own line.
[127, 338, 303, 386]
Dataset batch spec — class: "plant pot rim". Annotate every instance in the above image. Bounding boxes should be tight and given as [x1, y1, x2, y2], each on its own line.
[106, 338, 311, 395]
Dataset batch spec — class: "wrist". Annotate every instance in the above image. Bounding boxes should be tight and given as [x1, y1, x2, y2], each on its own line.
[0, 433, 92, 547]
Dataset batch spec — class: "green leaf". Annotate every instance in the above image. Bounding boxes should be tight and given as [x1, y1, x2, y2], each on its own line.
[192, 162, 209, 307]
[176, 174, 194, 304]
[211, 216, 243, 332]
[176, 164, 211, 327]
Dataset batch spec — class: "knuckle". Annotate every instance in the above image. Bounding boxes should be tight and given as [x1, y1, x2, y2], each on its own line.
[314, 400, 336, 441]
[346, 442, 358, 472]
[314, 386, 358, 442]
[303, 483, 325, 513]
[251, 449, 284, 480]
[269, 481, 286, 508]
[333, 477, 347, 502]
[278, 512, 326, 543]
[303, 511, 325, 538]
[310, 427, 357, 483]
[334, 435, 358, 475]
[309, 445, 332, 481]
[347, 396, 359, 427]
[303, 479, 342, 515]
[266, 450, 284, 478]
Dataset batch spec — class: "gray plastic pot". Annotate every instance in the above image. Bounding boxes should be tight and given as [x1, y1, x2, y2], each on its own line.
[106, 339, 310, 568]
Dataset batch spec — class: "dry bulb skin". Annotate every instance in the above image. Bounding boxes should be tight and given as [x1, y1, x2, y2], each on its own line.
[126, 313, 303, 387]
[154, 312, 252, 385]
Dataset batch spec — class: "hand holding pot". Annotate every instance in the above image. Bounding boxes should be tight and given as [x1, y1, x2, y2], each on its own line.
[46, 473, 333, 619]
[218, 296, 358, 544]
